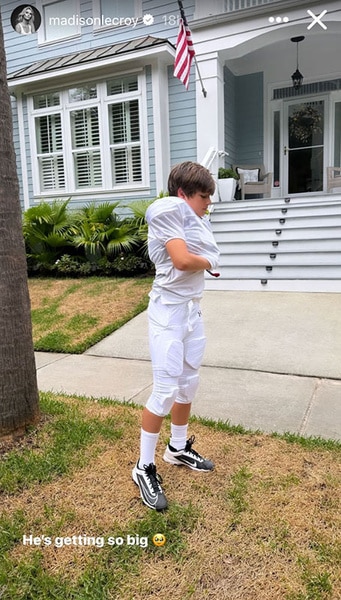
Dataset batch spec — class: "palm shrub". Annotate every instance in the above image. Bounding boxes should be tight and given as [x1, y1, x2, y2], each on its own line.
[23, 196, 162, 276]
[23, 199, 74, 272]
[69, 201, 152, 275]
[124, 199, 154, 259]
[71, 201, 138, 263]
[124, 192, 168, 260]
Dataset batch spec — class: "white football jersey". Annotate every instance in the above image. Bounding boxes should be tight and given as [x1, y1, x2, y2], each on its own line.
[147, 196, 220, 303]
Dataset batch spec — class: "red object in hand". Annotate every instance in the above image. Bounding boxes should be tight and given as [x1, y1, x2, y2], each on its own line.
[206, 270, 220, 278]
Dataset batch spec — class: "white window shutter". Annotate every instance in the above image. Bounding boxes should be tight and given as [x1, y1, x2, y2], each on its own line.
[109, 99, 142, 185]
[71, 107, 102, 188]
[36, 113, 65, 191]
[39, 156, 65, 190]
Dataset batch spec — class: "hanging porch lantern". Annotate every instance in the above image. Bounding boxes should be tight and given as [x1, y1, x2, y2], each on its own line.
[291, 36, 305, 89]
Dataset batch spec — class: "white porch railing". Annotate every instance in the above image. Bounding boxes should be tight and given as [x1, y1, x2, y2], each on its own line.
[194, 0, 291, 20]
[225, 0, 280, 11]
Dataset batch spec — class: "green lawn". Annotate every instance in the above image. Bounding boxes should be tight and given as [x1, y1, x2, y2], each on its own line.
[28, 277, 152, 353]
[0, 392, 340, 600]
[0, 277, 339, 599]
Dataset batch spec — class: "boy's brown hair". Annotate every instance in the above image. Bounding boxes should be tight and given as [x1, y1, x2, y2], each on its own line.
[167, 161, 215, 197]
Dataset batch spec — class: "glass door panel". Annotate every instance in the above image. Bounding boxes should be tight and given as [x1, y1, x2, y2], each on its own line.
[334, 102, 341, 166]
[286, 100, 325, 194]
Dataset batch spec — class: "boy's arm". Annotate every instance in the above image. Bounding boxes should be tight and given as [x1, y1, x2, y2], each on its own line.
[165, 239, 211, 271]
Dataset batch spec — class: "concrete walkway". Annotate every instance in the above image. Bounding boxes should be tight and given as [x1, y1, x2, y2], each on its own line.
[35, 291, 341, 441]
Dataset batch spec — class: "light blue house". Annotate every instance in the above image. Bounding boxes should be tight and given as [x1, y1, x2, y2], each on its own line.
[3, 1, 196, 210]
[3, 0, 341, 290]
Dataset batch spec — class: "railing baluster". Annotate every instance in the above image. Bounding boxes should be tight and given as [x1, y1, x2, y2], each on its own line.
[225, 0, 279, 11]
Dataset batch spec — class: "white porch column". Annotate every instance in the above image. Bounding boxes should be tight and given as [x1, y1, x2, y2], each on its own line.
[151, 59, 171, 194]
[16, 92, 30, 210]
[196, 52, 225, 173]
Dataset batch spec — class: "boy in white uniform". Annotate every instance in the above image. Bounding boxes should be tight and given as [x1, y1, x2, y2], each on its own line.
[132, 161, 220, 510]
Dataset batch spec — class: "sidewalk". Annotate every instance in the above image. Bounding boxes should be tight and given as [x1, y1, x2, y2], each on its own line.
[35, 291, 341, 441]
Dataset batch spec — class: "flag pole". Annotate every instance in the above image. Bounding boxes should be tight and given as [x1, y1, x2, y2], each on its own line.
[177, 0, 207, 97]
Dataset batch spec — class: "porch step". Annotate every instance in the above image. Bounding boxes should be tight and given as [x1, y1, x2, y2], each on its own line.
[204, 278, 341, 293]
[213, 214, 341, 232]
[217, 252, 341, 266]
[217, 238, 341, 253]
[207, 195, 341, 291]
[208, 265, 341, 279]
[212, 201, 341, 222]
[212, 194, 341, 210]
[213, 225, 341, 242]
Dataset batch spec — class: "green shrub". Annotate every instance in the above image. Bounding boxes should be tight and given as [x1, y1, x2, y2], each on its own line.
[52, 253, 153, 277]
[23, 197, 159, 277]
[111, 253, 153, 276]
[23, 199, 74, 271]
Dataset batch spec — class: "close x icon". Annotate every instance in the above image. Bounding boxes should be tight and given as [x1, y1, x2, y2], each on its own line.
[307, 9, 328, 30]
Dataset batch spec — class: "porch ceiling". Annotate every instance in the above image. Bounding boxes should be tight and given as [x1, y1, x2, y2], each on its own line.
[224, 29, 341, 81]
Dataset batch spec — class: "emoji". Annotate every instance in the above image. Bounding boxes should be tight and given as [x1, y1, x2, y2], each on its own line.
[152, 533, 166, 547]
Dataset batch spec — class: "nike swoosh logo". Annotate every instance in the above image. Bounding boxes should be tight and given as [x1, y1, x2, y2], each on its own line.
[138, 475, 158, 506]
[180, 456, 198, 465]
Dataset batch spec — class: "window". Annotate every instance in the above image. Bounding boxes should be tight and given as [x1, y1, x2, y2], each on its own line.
[31, 75, 146, 195]
[101, 0, 136, 18]
[334, 102, 341, 166]
[69, 85, 97, 103]
[107, 75, 138, 95]
[92, 0, 142, 29]
[105, 75, 142, 185]
[36, 114, 66, 191]
[273, 111, 280, 186]
[33, 92, 60, 109]
[71, 107, 102, 187]
[37, 0, 80, 43]
[34, 95, 66, 191]
[109, 100, 141, 184]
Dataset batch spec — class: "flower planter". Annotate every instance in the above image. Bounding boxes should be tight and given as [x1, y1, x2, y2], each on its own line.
[218, 178, 237, 202]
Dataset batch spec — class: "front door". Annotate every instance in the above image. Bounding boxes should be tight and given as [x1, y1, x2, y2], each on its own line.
[284, 98, 326, 195]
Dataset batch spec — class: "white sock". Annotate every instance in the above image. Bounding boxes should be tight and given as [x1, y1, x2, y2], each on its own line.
[139, 429, 159, 468]
[170, 423, 188, 451]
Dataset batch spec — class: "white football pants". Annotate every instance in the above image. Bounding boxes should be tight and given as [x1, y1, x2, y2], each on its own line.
[145, 296, 206, 417]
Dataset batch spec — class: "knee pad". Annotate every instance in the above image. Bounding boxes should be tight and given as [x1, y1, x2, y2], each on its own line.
[149, 337, 184, 377]
[176, 373, 200, 405]
[184, 336, 206, 370]
[146, 381, 179, 417]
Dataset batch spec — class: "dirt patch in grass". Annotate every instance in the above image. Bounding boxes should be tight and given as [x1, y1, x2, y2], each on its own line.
[1, 395, 340, 599]
[0, 415, 51, 457]
[28, 277, 152, 352]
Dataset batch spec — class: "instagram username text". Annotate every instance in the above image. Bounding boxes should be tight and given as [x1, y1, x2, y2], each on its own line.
[49, 15, 140, 28]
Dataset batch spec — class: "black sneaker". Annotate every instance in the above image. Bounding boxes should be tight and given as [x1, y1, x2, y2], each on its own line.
[163, 435, 214, 471]
[132, 462, 168, 511]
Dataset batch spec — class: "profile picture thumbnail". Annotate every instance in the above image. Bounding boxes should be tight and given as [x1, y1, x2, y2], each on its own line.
[11, 5, 42, 35]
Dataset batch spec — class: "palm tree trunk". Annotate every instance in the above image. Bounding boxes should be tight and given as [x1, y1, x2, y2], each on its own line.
[0, 12, 40, 437]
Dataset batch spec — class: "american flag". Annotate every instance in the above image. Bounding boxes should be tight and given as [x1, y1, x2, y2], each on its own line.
[173, 18, 195, 89]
